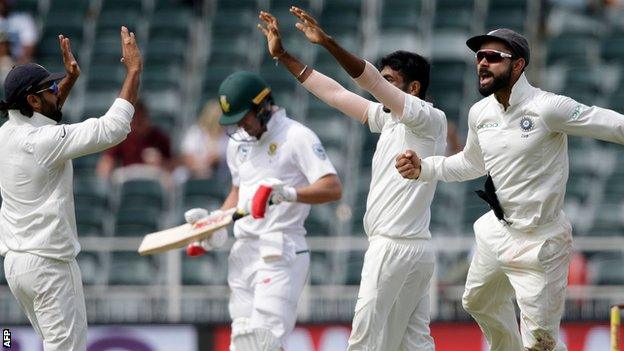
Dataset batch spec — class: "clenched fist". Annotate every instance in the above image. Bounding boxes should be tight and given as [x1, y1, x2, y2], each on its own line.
[395, 150, 422, 179]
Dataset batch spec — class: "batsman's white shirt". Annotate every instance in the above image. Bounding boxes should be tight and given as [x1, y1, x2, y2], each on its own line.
[0, 98, 134, 260]
[419, 73, 624, 230]
[226, 109, 337, 247]
[364, 98, 446, 239]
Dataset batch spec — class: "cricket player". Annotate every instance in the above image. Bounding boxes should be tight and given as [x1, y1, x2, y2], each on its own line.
[0, 27, 142, 350]
[396, 28, 624, 351]
[184, 71, 342, 351]
[258, 8, 447, 350]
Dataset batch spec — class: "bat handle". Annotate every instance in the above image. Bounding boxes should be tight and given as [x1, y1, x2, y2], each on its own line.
[232, 209, 247, 222]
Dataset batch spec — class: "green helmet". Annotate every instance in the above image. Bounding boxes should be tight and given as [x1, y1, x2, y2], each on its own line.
[218, 71, 272, 125]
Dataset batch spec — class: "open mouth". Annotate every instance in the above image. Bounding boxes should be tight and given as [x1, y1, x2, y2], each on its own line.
[479, 71, 493, 86]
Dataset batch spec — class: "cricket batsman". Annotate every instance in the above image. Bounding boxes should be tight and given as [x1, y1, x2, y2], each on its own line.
[184, 71, 342, 350]
[258, 7, 447, 350]
[0, 27, 142, 350]
[396, 28, 624, 350]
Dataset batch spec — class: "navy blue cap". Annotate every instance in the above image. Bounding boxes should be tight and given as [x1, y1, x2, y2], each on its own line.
[467, 28, 530, 67]
[3, 63, 65, 105]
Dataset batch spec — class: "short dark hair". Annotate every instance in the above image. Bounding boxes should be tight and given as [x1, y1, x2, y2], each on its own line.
[377, 50, 430, 100]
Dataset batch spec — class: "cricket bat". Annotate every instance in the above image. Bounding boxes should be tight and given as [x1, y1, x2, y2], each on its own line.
[137, 184, 274, 256]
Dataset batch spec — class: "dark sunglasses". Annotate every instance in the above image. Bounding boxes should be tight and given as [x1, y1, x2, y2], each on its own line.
[475, 49, 514, 63]
[34, 81, 59, 95]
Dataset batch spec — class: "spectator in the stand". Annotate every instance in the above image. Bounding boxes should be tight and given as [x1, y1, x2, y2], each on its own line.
[0, 0, 37, 63]
[180, 99, 228, 179]
[96, 100, 173, 180]
[0, 31, 14, 85]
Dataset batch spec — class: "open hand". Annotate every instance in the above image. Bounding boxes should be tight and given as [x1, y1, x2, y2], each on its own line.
[120, 26, 142, 73]
[290, 6, 330, 45]
[257, 11, 286, 59]
[395, 150, 422, 179]
[59, 35, 80, 80]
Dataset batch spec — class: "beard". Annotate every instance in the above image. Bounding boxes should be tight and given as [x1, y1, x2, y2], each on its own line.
[478, 64, 512, 97]
[41, 101, 63, 122]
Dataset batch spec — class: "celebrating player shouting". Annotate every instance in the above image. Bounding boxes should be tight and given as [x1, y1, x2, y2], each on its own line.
[184, 71, 341, 351]
[0, 27, 142, 350]
[396, 28, 624, 351]
[258, 7, 446, 351]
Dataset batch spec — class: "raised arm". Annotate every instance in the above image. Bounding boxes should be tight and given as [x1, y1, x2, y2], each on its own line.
[118, 26, 142, 105]
[56, 35, 80, 108]
[257, 10, 371, 124]
[541, 94, 624, 144]
[29, 27, 143, 168]
[290, 6, 407, 117]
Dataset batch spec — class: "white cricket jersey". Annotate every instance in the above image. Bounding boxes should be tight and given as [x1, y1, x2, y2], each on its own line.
[364, 96, 447, 239]
[0, 99, 134, 260]
[420, 73, 624, 231]
[226, 109, 337, 241]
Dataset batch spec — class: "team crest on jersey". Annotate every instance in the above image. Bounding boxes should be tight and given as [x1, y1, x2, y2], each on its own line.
[313, 143, 327, 160]
[268, 142, 278, 156]
[237, 145, 250, 161]
[520, 117, 534, 132]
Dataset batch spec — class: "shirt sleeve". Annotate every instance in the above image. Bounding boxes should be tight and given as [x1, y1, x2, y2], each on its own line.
[353, 60, 406, 118]
[367, 102, 390, 133]
[226, 140, 240, 187]
[301, 69, 371, 124]
[419, 108, 486, 182]
[540, 94, 624, 144]
[291, 127, 338, 184]
[400, 95, 446, 137]
[27, 98, 134, 168]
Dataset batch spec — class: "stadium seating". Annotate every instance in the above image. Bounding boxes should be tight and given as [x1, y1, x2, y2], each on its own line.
[108, 252, 159, 285]
[76, 207, 107, 237]
[77, 251, 104, 285]
[310, 251, 332, 285]
[114, 207, 160, 237]
[590, 253, 624, 285]
[182, 251, 228, 285]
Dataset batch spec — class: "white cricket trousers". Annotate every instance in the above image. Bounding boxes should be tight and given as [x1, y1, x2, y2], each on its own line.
[4, 251, 87, 351]
[228, 236, 310, 348]
[348, 235, 435, 351]
[463, 211, 572, 351]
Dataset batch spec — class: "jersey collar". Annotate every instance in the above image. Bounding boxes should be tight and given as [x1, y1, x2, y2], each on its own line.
[489, 72, 533, 110]
[259, 107, 286, 142]
[8, 110, 59, 127]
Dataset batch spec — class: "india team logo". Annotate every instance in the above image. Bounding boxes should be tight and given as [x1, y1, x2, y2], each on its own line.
[520, 117, 534, 132]
[268, 142, 278, 156]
